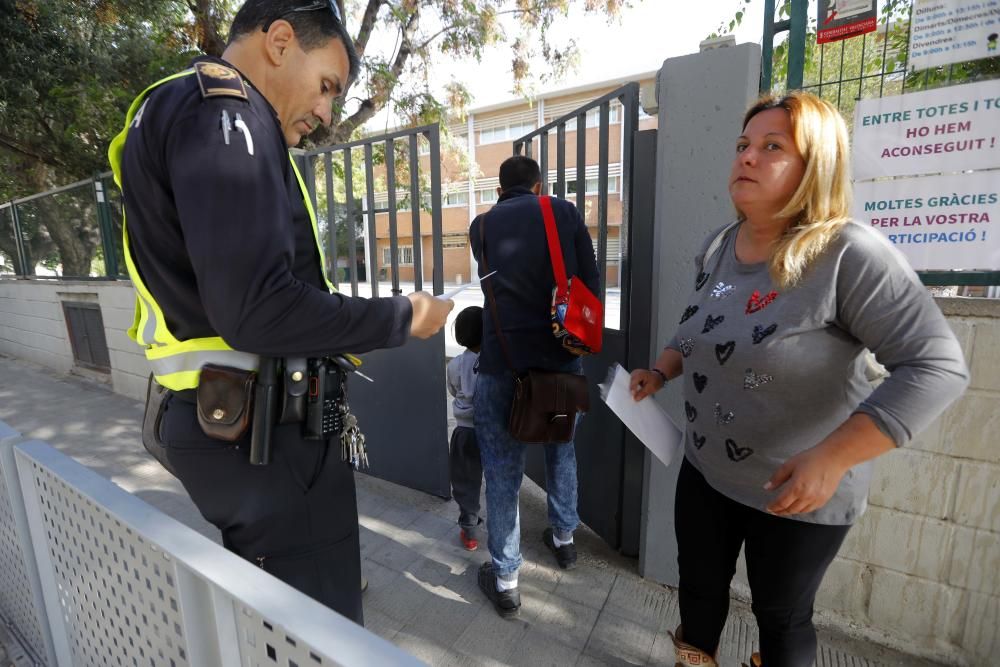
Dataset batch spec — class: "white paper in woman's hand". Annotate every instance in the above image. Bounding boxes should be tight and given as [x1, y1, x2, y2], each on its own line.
[599, 363, 683, 467]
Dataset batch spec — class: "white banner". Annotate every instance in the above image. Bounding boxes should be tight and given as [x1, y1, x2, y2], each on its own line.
[908, 0, 1000, 72]
[852, 79, 1000, 180]
[853, 171, 1000, 270]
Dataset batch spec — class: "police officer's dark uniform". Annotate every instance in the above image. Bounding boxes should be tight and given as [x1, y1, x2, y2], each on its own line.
[109, 56, 413, 624]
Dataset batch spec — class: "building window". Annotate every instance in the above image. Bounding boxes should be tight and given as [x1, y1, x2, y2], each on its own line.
[592, 235, 622, 263]
[564, 105, 622, 132]
[566, 175, 620, 196]
[382, 245, 414, 266]
[443, 233, 468, 249]
[444, 191, 469, 207]
[478, 121, 536, 145]
[478, 188, 498, 205]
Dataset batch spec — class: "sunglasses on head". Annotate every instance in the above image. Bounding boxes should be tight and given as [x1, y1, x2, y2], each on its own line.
[263, 0, 344, 32]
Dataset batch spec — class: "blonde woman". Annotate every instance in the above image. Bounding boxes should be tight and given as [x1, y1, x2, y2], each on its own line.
[630, 92, 969, 666]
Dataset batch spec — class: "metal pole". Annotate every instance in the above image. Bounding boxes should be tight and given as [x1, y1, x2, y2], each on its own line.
[385, 139, 401, 295]
[428, 127, 444, 294]
[363, 143, 379, 297]
[344, 148, 360, 295]
[597, 102, 610, 301]
[325, 152, 338, 290]
[760, 0, 777, 92]
[408, 134, 423, 292]
[93, 177, 118, 278]
[540, 131, 549, 195]
[555, 124, 566, 199]
[787, 0, 808, 90]
[10, 201, 29, 277]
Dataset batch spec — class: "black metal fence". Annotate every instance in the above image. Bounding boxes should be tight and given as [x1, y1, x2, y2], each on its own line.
[298, 123, 444, 297]
[514, 83, 641, 316]
[760, 0, 1000, 289]
[0, 173, 124, 280]
[1, 125, 445, 293]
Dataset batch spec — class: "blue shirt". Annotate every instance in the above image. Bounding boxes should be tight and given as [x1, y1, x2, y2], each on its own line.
[470, 187, 600, 374]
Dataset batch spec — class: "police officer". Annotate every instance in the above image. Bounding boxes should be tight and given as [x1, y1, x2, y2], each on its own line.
[108, 0, 453, 624]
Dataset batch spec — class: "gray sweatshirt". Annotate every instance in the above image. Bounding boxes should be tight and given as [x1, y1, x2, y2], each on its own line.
[667, 221, 969, 525]
[447, 350, 479, 429]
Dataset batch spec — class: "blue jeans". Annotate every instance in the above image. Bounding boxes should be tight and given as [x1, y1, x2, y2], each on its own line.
[474, 367, 582, 578]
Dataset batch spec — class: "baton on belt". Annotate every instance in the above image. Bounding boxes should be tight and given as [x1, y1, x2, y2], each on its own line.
[250, 357, 279, 465]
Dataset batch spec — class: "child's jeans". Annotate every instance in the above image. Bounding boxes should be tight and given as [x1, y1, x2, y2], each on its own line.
[449, 425, 483, 536]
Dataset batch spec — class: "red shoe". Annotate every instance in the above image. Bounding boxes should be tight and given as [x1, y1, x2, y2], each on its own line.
[460, 529, 479, 551]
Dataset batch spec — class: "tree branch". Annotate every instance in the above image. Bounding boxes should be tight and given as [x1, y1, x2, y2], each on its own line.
[0, 135, 64, 169]
[188, 0, 226, 57]
[330, 6, 421, 143]
[353, 0, 385, 60]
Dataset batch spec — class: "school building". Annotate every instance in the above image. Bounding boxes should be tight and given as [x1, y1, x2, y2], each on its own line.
[368, 72, 659, 288]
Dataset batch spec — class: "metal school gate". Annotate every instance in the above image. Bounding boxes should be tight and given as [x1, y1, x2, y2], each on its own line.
[297, 88, 657, 555]
[297, 124, 450, 498]
[514, 83, 656, 555]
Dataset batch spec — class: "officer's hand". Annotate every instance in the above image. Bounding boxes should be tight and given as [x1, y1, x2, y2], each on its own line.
[407, 292, 454, 339]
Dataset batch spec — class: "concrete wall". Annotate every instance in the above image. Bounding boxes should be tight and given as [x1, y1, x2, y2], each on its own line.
[640, 43, 763, 583]
[0, 280, 149, 402]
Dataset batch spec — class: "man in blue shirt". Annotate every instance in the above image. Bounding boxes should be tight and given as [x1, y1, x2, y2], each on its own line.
[469, 156, 599, 617]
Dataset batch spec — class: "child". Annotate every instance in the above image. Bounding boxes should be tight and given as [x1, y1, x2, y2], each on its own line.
[447, 306, 484, 550]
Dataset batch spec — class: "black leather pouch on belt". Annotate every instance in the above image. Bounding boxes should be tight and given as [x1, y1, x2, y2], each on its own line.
[279, 357, 308, 424]
[196, 364, 256, 441]
[141, 374, 176, 474]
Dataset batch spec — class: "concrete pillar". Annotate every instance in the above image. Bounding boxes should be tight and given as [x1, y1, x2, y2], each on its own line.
[639, 43, 762, 585]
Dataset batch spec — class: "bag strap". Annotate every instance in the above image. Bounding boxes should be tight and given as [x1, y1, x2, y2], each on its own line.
[700, 219, 741, 274]
[539, 195, 570, 300]
[480, 211, 518, 373]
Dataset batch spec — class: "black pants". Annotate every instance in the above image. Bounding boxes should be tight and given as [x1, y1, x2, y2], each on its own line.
[449, 425, 483, 532]
[156, 391, 363, 624]
[675, 458, 849, 667]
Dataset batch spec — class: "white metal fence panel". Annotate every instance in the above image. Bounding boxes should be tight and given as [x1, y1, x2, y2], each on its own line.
[0, 423, 54, 666]
[10, 438, 421, 667]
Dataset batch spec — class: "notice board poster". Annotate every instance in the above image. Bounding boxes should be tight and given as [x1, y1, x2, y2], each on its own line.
[818, 0, 878, 43]
[908, 0, 1000, 71]
[852, 79, 1000, 180]
[853, 171, 1000, 270]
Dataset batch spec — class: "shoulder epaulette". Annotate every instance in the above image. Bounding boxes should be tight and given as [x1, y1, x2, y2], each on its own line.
[194, 62, 249, 101]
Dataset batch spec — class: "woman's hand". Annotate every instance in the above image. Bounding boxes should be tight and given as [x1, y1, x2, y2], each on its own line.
[764, 442, 849, 516]
[630, 369, 665, 402]
[765, 414, 895, 516]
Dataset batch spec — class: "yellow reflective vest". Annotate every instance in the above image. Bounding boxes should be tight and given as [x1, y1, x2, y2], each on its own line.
[108, 69, 334, 390]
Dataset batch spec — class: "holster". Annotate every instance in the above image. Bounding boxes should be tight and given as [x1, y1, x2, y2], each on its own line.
[141, 374, 175, 474]
[508, 370, 589, 444]
[279, 357, 308, 424]
[196, 364, 255, 441]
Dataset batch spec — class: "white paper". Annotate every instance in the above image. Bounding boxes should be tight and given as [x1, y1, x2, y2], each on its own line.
[599, 364, 683, 467]
[437, 270, 497, 300]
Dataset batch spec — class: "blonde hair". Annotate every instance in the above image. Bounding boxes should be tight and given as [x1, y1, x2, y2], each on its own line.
[740, 92, 853, 288]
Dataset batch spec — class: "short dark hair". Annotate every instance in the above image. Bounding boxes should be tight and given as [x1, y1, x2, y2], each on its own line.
[454, 306, 483, 349]
[228, 1, 360, 84]
[498, 155, 541, 191]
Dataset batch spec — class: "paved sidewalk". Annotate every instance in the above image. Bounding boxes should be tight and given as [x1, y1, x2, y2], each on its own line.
[0, 355, 942, 666]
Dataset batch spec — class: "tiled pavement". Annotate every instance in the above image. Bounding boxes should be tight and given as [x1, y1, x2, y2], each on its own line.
[0, 355, 943, 666]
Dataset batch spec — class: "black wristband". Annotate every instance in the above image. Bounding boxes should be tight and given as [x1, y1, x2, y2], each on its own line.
[650, 368, 668, 384]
